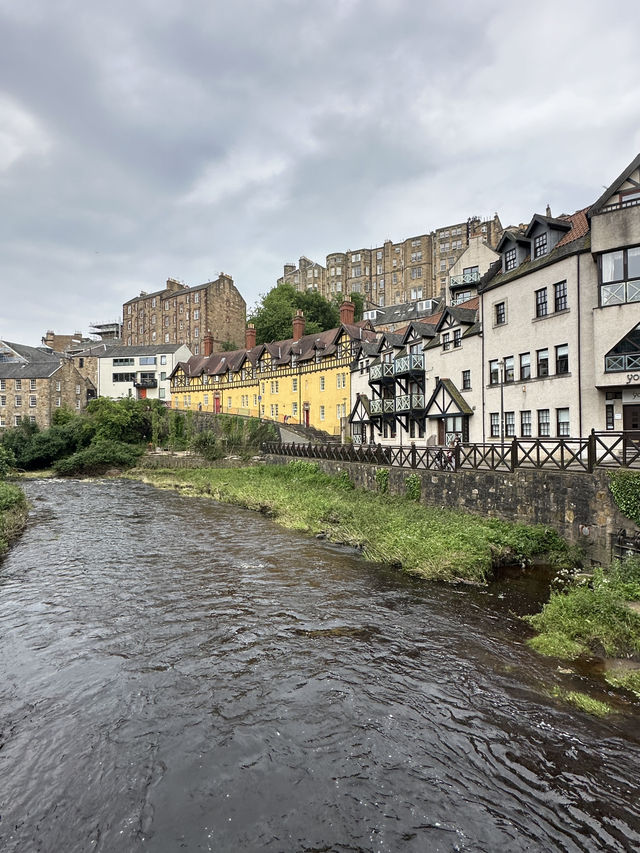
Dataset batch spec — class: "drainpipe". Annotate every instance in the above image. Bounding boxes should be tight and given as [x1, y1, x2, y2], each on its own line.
[576, 253, 583, 437]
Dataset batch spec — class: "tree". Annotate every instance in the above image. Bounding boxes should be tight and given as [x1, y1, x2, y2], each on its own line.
[249, 282, 342, 344]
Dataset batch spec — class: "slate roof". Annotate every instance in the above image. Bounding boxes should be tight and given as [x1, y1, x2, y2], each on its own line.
[0, 341, 62, 378]
[87, 344, 186, 358]
[479, 208, 591, 293]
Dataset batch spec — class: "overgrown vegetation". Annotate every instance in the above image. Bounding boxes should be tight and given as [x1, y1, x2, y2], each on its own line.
[0, 481, 28, 557]
[405, 473, 421, 502]
[526, 556, 640, 660]
[0, 401, 277, 476]
[375, 468, 389, 494]
[608, 470, 640, 526]
[127, 461, 569, 584]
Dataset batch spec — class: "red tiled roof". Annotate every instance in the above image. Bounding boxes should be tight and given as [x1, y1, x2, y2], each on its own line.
[556, 208, 590, 247]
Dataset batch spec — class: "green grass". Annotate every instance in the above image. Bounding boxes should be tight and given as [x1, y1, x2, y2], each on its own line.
[526, 560, 640, 660]
[126, 461, 568, 584]
[604, 667, 640, 698]
[550, 686, 611, 717]
[0, 481, 28, 557]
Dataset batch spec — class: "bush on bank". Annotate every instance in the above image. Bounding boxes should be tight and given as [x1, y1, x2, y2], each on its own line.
[128, 459, 569, 584]
[0, 481, 28, 557]
[53, 440, 144, 476]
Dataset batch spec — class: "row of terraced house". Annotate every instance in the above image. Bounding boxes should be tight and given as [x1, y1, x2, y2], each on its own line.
[169, 153, 640, 447]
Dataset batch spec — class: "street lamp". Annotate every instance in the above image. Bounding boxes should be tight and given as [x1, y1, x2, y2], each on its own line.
[498, 359, 505, 454]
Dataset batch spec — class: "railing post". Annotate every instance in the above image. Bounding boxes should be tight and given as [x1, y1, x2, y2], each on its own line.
[587, 429, 596, 473]
[411, 442, 417, 469]
[454, 442, 461, 471]
[376, 443, 383, 464]
[510, 437, 518, 472]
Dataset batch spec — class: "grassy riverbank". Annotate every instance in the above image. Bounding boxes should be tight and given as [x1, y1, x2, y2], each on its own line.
[127, 460, 569, 584]
[0, 482, 28, 558]
[525, 558, 640, 696]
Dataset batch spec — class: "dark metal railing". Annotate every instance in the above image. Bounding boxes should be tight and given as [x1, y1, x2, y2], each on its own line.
[262, 431, 640, 473]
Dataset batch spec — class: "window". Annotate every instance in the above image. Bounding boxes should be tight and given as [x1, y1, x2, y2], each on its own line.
[505, 248, 517, 271]
[165, 333, 170, 343]
[14, 395, 22, 407]
[160, 372, 166, 381]
[0, 395, 5, 406]
[76, 384, 81, 395]
[534, 233, 548, 258]
[292, 402, 298, 417]
[453, 329, 462, 348]
[410, 266, 422, 278]
[351, 253, 361, 262]
[30, 379, 36, 391]
[600, 246, 640, 305]
[519, 352, 531, 380]
[442, 332, 450, 351]
[504, 356, 514, 382]
[194, 328, 199, 338]
[14, 415, 21, 426]
[494, 302, 506, 325]
[504, 411, 515, 437]
[554, 281, 568, 312]
[320, 405, 325, 421]
[489, 359, 500, 385]
[292, 378, 298, 392]
[556, 408, 570, 437]
[490, 412, 500, 437]
[56, 397, 61, 408]
[113, 373, 136, 382]
[555, 344, 569, 375]
[15, 379, 21, 391]
[520, 410, 532, 437]
[319, 376, 325, 391]
[194, 293, 199, 304]
[392, 272, 398, 284]
[537, 349, 549, 377]
[29, 395, 36, 407]
[538, 409, 550, 437]
[379, 279, 384, 289]
[535, 288, 548, 317]
[606, 403, 615, 430]
[0, 380, 4, 391]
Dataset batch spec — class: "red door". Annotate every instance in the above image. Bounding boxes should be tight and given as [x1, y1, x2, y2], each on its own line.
[214, 394, 221, 414]
[139, 387, 147, 399]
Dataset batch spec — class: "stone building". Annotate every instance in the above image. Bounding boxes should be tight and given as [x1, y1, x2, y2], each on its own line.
[432, 214, 503, 297]
[122, 274, 246, 356]
[277, 256, 327, 294]
[0, 341, 95, 430]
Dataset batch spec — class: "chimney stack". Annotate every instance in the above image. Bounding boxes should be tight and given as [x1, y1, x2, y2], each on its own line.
[203, 331, 214, 357]
[339, 300, 355, 325]
[546, 204, 552, 217]
[293, 309, 305, 342]
[245, 323, 256, 349]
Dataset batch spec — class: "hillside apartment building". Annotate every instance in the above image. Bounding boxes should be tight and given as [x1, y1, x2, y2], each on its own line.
[278, 214, 503, 307]
[122, 274, 246, 356]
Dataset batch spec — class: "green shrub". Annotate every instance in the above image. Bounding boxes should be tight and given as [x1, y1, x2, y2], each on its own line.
[53, 439, 144, 476]
[287, 460, 320, 476]
[337, 470, 354, 490]
[0, 480, 25, 511]
[0, 446, 16, 479]
[0, 481, 27, 555]
[375, 468, 389, 494]
[191, 430, 225, 461]
[405, 473, 421, 502]
[609, 470, 640, 526]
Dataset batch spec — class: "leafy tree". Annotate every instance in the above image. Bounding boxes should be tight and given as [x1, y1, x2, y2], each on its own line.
[0, 446, 15, 479]
[249, 283, 344, 344]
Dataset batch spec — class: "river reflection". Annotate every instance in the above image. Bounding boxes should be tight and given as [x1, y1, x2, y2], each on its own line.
[0, 478, 639, 852]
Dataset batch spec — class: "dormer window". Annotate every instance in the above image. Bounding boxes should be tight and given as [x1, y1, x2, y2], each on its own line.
[534, 233, 548, 258]
[505, 248, 517, 271]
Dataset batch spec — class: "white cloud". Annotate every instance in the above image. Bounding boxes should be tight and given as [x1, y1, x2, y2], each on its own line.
[0, 94, 50, 172]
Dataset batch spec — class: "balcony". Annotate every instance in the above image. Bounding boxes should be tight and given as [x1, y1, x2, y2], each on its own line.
[605, 353, 640, 372]
[450, 270, 480, 288]
[370, 398, 395, 416]
[369, 362, 395, 385]
[395, 393, 425, 413]
[134, 378, 158, 389]
[394, 353, 424, 376]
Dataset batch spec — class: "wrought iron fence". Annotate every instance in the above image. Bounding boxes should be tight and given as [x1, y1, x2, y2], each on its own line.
[262, 431, 640, 473]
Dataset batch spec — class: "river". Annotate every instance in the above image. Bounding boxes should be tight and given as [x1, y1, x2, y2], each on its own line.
[0, 478, 639, 852]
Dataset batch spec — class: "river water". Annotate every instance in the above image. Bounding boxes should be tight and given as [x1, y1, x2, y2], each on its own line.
[1, 479, 639, 853]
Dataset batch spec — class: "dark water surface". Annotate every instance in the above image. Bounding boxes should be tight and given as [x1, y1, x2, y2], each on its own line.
[1, 479, 639, 853]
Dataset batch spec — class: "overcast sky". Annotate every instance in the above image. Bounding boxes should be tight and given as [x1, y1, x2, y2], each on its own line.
[2, 0, 639, 346]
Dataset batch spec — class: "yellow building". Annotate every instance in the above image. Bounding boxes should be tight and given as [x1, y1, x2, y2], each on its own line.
[170, 303, 377, 436]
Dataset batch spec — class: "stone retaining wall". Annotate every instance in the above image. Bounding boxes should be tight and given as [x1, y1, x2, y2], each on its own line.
[266, 454, 636, 565]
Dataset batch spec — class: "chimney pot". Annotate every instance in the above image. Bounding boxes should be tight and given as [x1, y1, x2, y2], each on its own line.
[203, 331, 214, 357]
